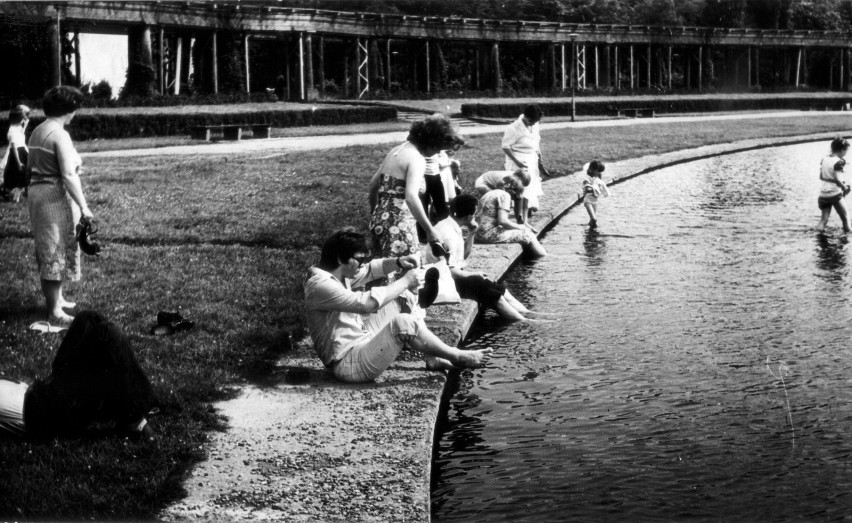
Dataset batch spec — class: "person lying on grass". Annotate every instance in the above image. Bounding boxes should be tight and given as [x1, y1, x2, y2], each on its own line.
[304, 228, 493, 383]
[423, 194, 556, 322]
[0, 311, 158, 441]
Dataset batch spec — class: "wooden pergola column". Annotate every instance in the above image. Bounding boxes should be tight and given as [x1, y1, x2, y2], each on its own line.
[211, 30, 218, 94]
[629, 45, 634, 89]
[244, 34, 251, 94]
[491, 41, 501, 92]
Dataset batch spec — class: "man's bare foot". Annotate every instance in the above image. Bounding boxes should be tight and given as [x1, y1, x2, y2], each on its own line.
[48, 311, 74, 326]
[425, 356, 456, 372]
[454, 348, 493, 369]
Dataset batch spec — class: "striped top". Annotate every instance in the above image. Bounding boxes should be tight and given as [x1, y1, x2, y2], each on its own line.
[27, 120, 80, 179]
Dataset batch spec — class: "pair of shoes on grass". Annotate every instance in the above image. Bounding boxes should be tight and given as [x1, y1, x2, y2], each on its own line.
[150, 310, 195, 336]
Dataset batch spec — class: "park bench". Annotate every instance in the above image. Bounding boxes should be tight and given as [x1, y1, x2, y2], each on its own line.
[617, 107, 655, 118]
[190, 123, 272, 141]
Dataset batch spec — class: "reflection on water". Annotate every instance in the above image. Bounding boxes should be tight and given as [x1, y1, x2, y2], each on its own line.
[432, 142, 852, 521]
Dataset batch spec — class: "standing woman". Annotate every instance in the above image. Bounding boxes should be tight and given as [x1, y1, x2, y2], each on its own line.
[369, 114, 460, 268]
[27, 86, 92, 326]
[501, 104, 543, 225]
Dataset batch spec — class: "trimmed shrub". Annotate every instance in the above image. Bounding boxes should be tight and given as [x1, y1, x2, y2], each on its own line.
[461, 94, 852, 118]
[0, 105, 397, 142]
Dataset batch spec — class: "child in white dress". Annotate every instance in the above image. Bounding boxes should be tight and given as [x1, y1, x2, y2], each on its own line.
[582, 160, 611, 228]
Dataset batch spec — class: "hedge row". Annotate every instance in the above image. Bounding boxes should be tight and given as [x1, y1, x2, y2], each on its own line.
[461, 95, 852, 118]
[1, 105, 397, 142]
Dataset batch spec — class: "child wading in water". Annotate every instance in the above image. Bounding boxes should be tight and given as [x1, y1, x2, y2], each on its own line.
[817, 138, 852, 234]
[582, 160, 611, 228]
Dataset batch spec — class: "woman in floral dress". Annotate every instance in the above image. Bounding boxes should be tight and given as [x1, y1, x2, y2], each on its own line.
[474, 176, 547, 258]
[369, 114, 461, 270]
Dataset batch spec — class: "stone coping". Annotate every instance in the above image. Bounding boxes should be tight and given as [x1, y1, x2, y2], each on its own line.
[160, 131, 848, 522]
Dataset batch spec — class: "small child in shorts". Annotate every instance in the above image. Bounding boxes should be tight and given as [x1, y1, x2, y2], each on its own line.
[3, 105, 30, 202]
[817, 137, 851, 233]
[581, 159, 611, 228]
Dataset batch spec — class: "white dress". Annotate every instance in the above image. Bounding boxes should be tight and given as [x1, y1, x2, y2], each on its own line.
[502, 114, 543, 208]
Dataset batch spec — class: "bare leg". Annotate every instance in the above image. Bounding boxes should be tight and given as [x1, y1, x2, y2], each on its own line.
[514, 196, 524, 223]
[817, 206, 832, 232]
[409, 327, 493, 369]
[523, 237, 548, 258]
[834, 199, 851, 232]
[495, 296, 527, 321]
[41, 280, 73, 324]
[584, 202, 598, 227]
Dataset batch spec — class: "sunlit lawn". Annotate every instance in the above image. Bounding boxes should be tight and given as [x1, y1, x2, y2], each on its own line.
[0, 113, 850, 519]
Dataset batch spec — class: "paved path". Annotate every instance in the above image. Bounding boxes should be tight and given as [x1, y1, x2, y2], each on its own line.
[85, 111, 843, 159]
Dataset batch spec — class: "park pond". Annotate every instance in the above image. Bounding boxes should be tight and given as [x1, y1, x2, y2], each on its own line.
[432, 141, 852, 521]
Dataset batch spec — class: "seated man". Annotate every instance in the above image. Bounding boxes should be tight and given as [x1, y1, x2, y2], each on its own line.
[0, 311, 158, 440]
[423, 194, 553, 321]
[304, 228, 492, 383]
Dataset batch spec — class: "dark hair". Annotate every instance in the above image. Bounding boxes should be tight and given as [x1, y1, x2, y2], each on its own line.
[512, 169, 531, 187]
[831, 137, 850, 153]
[8, 104, 30, 124]
[319, 228, 371, 269]
[408, 113, 463, 153]
[523, 104, 543, 123]
[503, 175, 525, 197]
[43, 86, 84, 117]
[450, 193, 479, 218]
[587, 160, 606, 175]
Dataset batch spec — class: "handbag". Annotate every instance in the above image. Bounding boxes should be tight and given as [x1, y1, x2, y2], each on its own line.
[538, 158, 552, 178]
[422, 259, 460, 305]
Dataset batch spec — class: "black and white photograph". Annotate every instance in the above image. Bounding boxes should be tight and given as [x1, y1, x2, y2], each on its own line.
[1, 0, 851, 520]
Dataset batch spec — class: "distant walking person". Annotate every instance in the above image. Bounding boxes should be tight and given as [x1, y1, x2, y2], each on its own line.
[502, 104, 543, 225]
[581, 160, 612, 228]
[816, 137, 851, 233]
[3, 104, 30, 202]
[27, 86, 93, 326]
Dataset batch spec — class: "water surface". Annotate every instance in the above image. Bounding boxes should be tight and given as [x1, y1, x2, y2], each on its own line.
[432, 142, 852, 521]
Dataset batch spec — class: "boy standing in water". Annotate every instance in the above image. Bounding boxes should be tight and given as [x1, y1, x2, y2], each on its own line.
[817, 138, 851, 234]
[582, 160, 611, 228]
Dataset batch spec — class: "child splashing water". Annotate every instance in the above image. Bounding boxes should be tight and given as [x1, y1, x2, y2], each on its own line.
[816, 137, 851, 234]
[582, 160, 611, 228]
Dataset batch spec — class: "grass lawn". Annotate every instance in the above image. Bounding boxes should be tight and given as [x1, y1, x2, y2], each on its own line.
[1, 113, 850, 519]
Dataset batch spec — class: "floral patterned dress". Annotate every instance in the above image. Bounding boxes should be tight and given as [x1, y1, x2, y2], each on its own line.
[370, 174, 420, 260]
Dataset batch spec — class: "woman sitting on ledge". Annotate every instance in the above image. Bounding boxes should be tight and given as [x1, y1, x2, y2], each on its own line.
[474, 177, 547, 258]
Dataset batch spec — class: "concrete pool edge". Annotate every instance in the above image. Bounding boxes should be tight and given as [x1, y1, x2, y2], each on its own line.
[159, 130, 850, 522]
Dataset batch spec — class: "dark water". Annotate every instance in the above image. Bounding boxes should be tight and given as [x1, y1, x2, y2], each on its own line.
[432, 142, 852, 521]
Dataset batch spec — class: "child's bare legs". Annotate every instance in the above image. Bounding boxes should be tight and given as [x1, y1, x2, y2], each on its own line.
[584, 201, 598, 227]
[42, 280, 74, 324]
[514, 197, 528, 224]
[834, 199, 851, 232]
[817, 206, 832, 232]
